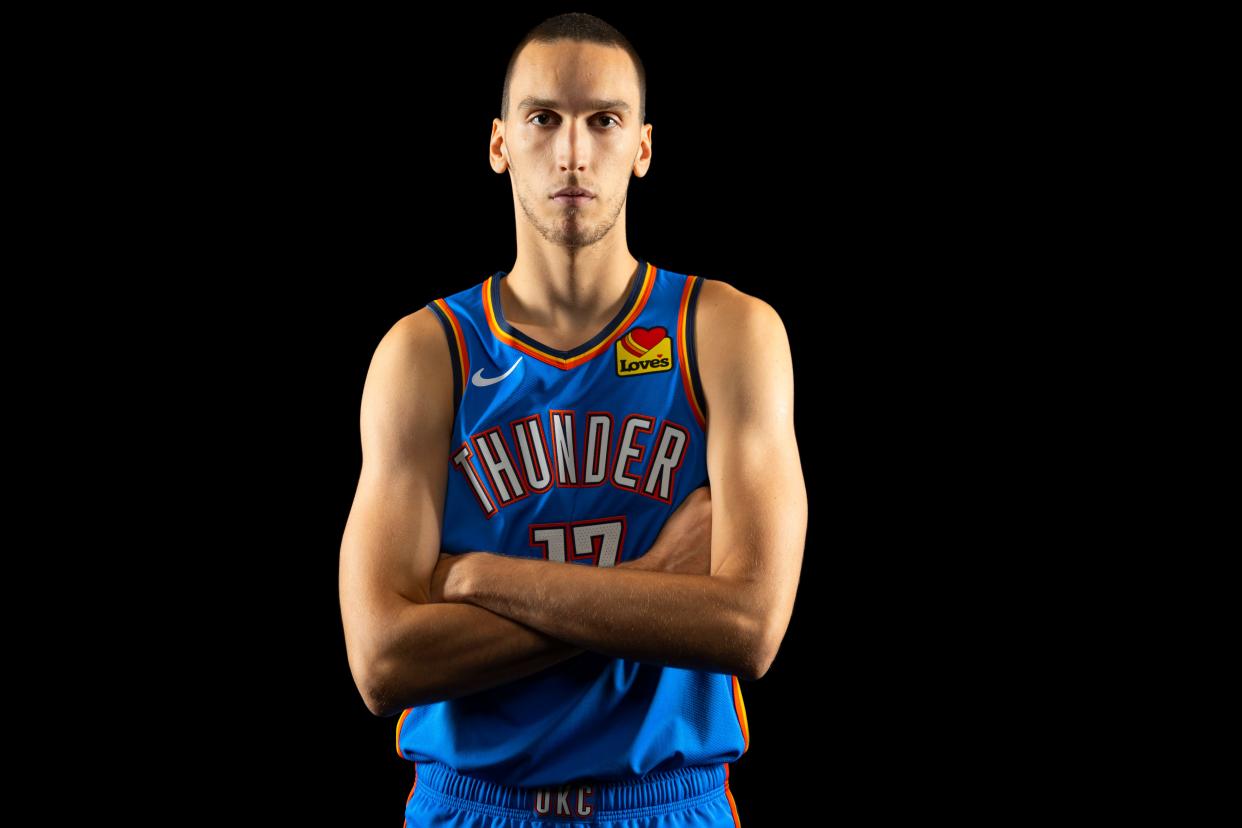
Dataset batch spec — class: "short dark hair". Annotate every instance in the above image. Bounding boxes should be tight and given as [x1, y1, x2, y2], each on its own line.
[500, 12, 647, 125]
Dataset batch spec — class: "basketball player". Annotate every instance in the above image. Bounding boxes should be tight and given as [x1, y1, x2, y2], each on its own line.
[339, 12, 806, 827]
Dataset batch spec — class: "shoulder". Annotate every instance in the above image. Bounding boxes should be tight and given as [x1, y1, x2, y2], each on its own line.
[692, 277, 792, 418]
[690, 277, 794, 435]
[362, 307, 455, 417]
[693, 277, 788, 354]
[373, 306, 451, 371]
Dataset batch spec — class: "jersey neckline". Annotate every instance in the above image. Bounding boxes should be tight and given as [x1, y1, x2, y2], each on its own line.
[484, 258, 655, 368]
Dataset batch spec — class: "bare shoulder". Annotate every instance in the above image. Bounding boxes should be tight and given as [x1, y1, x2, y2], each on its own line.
[693, 278, 795, 446]
[365, 306, 455, 389]
[694, 277, 788, 356]
[376, 306, 448, 362]
[359, 306, 454, 450]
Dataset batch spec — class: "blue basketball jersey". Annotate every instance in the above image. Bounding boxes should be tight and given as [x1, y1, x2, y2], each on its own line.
[394, 258, 751, 787]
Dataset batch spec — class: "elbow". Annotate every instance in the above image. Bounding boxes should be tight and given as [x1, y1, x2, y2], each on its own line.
[363, 685, 396, 719]
[359, 666, 390, 718]
[359, 656, 404, 718]
[741, 646, 774, 682]
[348, 644, 389, 717]
[738, 613, 780, 681]
[363, 679, 404, 719]
[362, 654, 437, 716]
[367, 698, 403, 719]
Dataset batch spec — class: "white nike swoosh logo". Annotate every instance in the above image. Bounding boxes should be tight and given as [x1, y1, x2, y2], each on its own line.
[472, 356, 523, 387]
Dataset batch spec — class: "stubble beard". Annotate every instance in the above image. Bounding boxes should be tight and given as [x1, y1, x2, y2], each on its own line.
[515, 173, 624, 251]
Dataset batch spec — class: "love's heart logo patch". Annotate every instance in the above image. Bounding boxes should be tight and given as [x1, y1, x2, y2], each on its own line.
[616, 325, 673, 376]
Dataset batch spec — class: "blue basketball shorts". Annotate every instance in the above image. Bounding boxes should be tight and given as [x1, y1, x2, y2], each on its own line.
[402, 760, 742, 827]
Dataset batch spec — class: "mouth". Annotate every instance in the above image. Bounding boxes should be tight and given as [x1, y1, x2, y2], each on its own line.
[551, 187, 593, 203]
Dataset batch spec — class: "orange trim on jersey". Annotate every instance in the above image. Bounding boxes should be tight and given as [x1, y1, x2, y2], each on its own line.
[484, 262, 656, 369]
[678, 274, 708, 430]
[724, 761, 742, 826]
[402, 761, 418, 828]
[731, 674, 750, 754]
[395, 707, 412, 759]
[432, 298, 469, 393]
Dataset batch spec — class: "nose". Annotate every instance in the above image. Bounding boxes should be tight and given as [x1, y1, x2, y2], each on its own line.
[557, 118, 588, 172]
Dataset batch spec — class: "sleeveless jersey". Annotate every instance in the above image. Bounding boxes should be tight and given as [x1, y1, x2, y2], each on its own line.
[394, 258, 751, 787]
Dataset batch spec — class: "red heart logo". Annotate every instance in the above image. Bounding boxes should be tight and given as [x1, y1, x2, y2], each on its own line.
[627, 326, 667, 352]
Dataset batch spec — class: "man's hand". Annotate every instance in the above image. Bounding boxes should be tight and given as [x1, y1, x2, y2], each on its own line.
[620, 484, 713, 575]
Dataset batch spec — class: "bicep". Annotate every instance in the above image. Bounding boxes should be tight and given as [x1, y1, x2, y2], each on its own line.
[339, 308, 454, 679]
[699, 285, 807, 621]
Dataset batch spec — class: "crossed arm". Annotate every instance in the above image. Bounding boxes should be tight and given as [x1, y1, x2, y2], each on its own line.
[345, 282, 806, 717]
[430, 284, 805, 686]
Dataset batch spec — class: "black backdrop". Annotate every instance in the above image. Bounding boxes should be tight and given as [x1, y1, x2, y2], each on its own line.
[154, 6, 1031, 824]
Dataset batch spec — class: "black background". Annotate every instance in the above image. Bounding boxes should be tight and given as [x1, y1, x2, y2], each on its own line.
[118, 5, 1044, 824]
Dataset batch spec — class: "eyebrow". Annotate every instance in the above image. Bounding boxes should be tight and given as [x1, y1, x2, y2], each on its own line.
[517, 96, 631, 115]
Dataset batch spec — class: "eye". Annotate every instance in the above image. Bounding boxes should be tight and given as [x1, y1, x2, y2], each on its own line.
[530, 112, 621, 128]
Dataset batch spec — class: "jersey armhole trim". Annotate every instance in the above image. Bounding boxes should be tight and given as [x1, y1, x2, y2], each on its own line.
[678, 275, 709, 431]
[731, 673, 751, 756]
[426, 298, 466, 413]
[395, 707, 413, 759]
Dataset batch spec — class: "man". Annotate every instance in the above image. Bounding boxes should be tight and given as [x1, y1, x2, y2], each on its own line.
[339, 12, 806, 827]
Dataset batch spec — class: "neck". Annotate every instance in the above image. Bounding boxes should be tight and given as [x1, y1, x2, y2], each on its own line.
[502, 247, 641, 332]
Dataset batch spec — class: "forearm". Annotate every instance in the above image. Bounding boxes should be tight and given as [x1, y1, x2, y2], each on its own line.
[458, 555, 762, 678]
[369, 553, 653, 716]
[370, 598, 585, 716]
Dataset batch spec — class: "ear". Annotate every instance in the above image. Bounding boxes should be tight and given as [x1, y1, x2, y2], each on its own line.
[491, 118, 510, 173]
[632, 124, 653, 177]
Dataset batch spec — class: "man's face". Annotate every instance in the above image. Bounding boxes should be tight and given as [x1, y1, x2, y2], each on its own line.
[494, 39, 650, 250]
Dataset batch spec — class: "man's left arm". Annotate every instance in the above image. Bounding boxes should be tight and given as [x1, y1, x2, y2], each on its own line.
[443, 281, 807, 679]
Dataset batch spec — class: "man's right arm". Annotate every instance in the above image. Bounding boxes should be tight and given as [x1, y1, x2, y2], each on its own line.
[339, 307, 587, 718]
